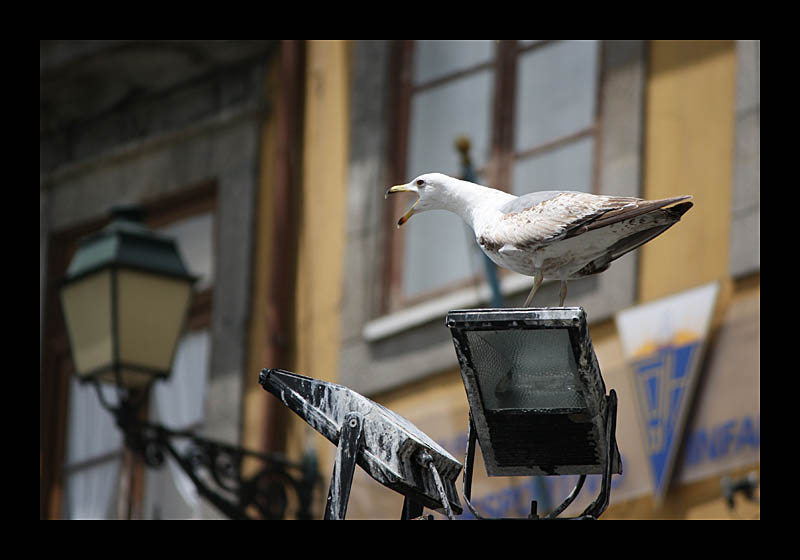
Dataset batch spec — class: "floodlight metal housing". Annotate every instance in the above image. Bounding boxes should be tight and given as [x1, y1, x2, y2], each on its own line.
[259, 368, 463, 519]
[447, 307, 622, 478]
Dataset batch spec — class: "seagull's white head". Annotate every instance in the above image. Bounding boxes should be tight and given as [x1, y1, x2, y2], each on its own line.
[385, 173, 461, 227]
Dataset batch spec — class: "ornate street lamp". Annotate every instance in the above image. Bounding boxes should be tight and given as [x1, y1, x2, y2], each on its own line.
[60, 206, 195, 389]
[59, 206, 319, 519]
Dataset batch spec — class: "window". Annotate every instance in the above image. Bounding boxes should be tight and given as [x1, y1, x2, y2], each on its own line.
[61, 380, 123, 519]
[143, 329, 211, 519]
[512, 40, 599, 195]
[386, 40, 602, 311]
[43, 181, 217, 519]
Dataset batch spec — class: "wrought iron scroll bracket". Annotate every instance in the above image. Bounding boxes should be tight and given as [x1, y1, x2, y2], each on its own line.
[91, 379, 319, 520]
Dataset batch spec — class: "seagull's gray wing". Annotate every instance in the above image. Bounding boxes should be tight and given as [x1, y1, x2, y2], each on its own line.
[492, 191, 691, 251]
[497, 190, 574, 215]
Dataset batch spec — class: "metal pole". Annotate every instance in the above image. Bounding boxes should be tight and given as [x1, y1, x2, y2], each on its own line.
[324, 412, 363, 520]
[456, 137, 503, 308]
[461, 415, 485, 519]
[581, 389, 618, 518]
[401, 497, 425, 520]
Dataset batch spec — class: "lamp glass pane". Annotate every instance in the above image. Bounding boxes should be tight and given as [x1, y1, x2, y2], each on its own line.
[116, 269, 193, 375]
[465, 328, 587, 411]
[60, 270, 113, 377]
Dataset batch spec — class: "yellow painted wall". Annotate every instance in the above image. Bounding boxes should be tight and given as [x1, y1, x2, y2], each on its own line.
[293, 40, 351, 386]
[287, 40, 352, 477]
[640, 40, 737, 302]
[242, 41, 350, 517]
[242, 41, 352, 498]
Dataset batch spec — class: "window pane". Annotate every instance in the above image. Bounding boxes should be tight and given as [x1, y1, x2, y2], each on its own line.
[157, 211, 215, 291]
[511, 135, 595, 196]
[403, 210, 480, 300]
[407, 69, 493, 179]
[151, 329, 210, 429]
[515, 40, 599, 151]
[413, 40, 494, 85]
[403, 68, 493, 301]
[63, 457, 121, 519]
[65, 377, 122, 465]
[63, 377, 122, 520]
[144, 329, 210, 519]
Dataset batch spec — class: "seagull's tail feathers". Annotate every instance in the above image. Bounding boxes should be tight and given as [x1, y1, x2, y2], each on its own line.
[664, 200, 693, 219]
[659, 194, 693, 205]
[578, 195, 692, 235]
[610, 200, 693, 258]
[572, 200, 693, 278]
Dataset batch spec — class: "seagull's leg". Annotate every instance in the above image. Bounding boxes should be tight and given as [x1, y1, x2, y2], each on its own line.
[523, 271, 543, 307]
[559, 280, 568, 307]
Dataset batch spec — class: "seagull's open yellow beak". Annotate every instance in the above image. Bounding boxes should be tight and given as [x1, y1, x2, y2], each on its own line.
[385, 183, 419, 227]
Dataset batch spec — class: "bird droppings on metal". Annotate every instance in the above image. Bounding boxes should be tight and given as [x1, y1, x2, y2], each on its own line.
[446, 307, 622, 477]
[259, 368, 463, 514]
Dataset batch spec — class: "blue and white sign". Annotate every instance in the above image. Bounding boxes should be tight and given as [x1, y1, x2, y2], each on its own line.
[615, 282, 719, 501]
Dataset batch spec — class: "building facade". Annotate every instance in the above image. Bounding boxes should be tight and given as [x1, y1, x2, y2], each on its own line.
[40, 39, 759, 519]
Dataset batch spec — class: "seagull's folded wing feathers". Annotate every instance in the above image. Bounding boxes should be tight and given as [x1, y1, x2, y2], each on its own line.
[570, 194, 693, 236]
[493, 191, 692, 251]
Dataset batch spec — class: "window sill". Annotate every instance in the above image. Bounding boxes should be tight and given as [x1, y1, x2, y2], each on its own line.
[362, 272, 533, 342]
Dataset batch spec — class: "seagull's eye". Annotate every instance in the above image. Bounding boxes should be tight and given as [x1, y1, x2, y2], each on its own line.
[416, 179, 425, 187]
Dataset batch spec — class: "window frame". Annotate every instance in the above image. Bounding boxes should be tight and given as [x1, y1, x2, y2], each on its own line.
[382, 40, 605, 314]
[40, 180, 217, 519]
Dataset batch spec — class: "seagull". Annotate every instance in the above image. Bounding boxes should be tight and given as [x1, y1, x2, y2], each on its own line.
[386, 173, 692, 307]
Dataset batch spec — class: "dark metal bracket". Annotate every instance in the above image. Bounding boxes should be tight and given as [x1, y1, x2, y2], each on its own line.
[399, 452, 456, 520]
[462, 389, 619, 520]
[322, 411, 458, 520]
[91, 379, 320, 520]
[324, 412, 363, 520]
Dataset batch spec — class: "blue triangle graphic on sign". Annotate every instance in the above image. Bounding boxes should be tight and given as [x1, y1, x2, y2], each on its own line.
[630, 341, 701, 496]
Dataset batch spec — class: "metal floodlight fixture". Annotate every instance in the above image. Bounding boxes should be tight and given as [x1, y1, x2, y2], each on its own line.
[259, 368, 463, 520]
[447, 307, 621, 519]
[60, 205, 196, 389]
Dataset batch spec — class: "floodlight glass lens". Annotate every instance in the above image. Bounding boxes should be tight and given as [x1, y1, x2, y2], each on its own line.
[465, 329, 587, 411]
